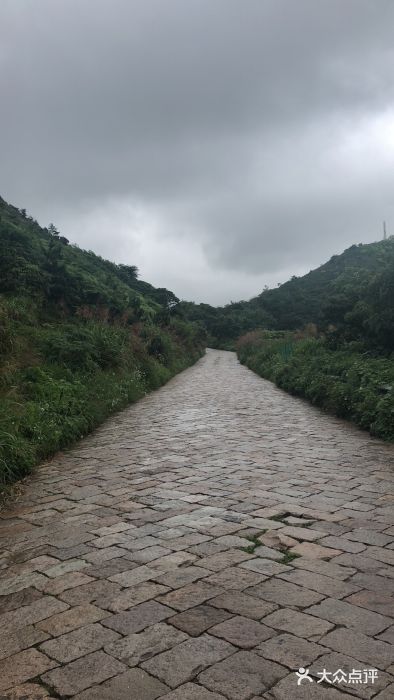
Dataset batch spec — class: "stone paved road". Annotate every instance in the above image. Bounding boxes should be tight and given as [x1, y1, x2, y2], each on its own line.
[1, 349, 394, 699]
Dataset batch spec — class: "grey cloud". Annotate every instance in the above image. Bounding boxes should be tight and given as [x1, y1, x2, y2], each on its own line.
[1, 0, 394, 303]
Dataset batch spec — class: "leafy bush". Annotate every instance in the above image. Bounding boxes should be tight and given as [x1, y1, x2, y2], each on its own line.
[39, 324, 128, 372]
[146, 330, 174, 366]
[237, 333, 394, 441]
[0, 318, 205, 486]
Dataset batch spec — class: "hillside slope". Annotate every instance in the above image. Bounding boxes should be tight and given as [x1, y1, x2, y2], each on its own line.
[254, 239, 394, 349]
[0, 197, 205, 486]
[235, 240, 394, 440]
[182, 238, 394, 353]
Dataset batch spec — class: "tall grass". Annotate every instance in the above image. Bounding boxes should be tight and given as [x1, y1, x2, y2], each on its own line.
[0, 299, 205, 486]
[237, 331, 394, 441]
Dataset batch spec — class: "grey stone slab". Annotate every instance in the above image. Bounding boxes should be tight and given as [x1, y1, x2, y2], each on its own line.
[210, 615, 274, 648]
[158, 582, 224, 612]
[257, 633, 325, 669]
[240, 559, 291, 576]
[0, 626, 50, 662]
[158, 682, 227, 700]
[0, 648, 57, 691]
[197, 550, 254, 571]
[39, 623, 120, 663]
[104, 622, 188, 665]
[73, 668, 169, 700]
[290, 542, 341, 559]
[198, 650, 287, 700]
[271, 673, 354, 700]
[345, 589, 394, 617]
[306, 597, 391, 635]
[278, 568, 361, 599]
[309, 651, 392, 699]
[346, 529, 392, 546]
[168, 604, 232, 636]
[156, 566, 210, 589]
[246, 579, 324, 608]
[373, 684, 394, 700]
[149, 551, 197, 570]
[263, 609, 334, 640]
[96, 581, 169, 613]
[377, 625, 394, 644]
[0, 586, 43, 614]
[141, 634, 235, 688]
[0, 596, 69, 634]
[280, 526, 327, 542]
[84, 558, 138, 579]
[0, 572, 48, 596]
[292, 556, 356, 580]
[253, 546, 284, 561]
[59, 579, 121, 606]
[349, 572, 394, 595]
[109, 565, 162, 587]
[317, 535, 367, 553]
[205, 567, 266, 591]
[41, 650, 126, 696]
[210, 591, 277, 620]
[37, 603, 107, 636]
[129, 545, 173, 563]
[102, 601, 173, 634]
[319, 627, 394, 670]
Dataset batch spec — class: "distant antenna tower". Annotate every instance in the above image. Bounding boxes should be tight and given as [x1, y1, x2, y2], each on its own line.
[383, 221, 387, 240]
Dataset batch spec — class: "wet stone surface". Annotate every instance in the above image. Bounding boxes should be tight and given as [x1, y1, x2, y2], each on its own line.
[0, 349, 393, 698]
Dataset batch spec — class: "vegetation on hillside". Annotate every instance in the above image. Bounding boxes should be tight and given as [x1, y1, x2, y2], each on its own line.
[0, 197, 206, 486]
[237, 330, 394, 441]
[182, 239, 394, 354]
[180, 236, 394, 441]
[178, 300, 275, 350]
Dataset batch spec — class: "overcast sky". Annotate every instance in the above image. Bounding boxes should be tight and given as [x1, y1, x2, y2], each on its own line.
[1, 0, 394, 304]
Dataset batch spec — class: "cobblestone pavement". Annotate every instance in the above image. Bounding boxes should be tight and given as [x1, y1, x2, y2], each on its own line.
[1, 349, 394, 699]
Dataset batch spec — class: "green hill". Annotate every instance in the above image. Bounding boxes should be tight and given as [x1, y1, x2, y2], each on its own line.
[0, 197, 205, 486]
[182, 238, 394, 354]
[253, 239, 394, 351]
[233, 240, 394, 440]
[0, 196, 182, 319]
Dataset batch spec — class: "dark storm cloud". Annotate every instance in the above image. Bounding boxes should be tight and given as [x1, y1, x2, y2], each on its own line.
[1, 0, 394, 303]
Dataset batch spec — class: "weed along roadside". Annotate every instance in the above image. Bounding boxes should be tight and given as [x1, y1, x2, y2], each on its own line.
[236, 330, 394, 441]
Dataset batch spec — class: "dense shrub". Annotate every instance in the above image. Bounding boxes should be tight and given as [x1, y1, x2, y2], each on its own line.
[39, 324, 128, 371]
[237, 332, 394, 441]
[0, 317, 205, 486]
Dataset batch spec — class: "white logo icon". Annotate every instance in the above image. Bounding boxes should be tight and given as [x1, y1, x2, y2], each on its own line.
[296, 667, 313, 686]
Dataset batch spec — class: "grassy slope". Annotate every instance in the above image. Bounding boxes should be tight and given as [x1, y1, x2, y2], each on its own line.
[237, 332, 394, 441]
[0, 197, 206, 485]
[234, 240, 394, 440]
